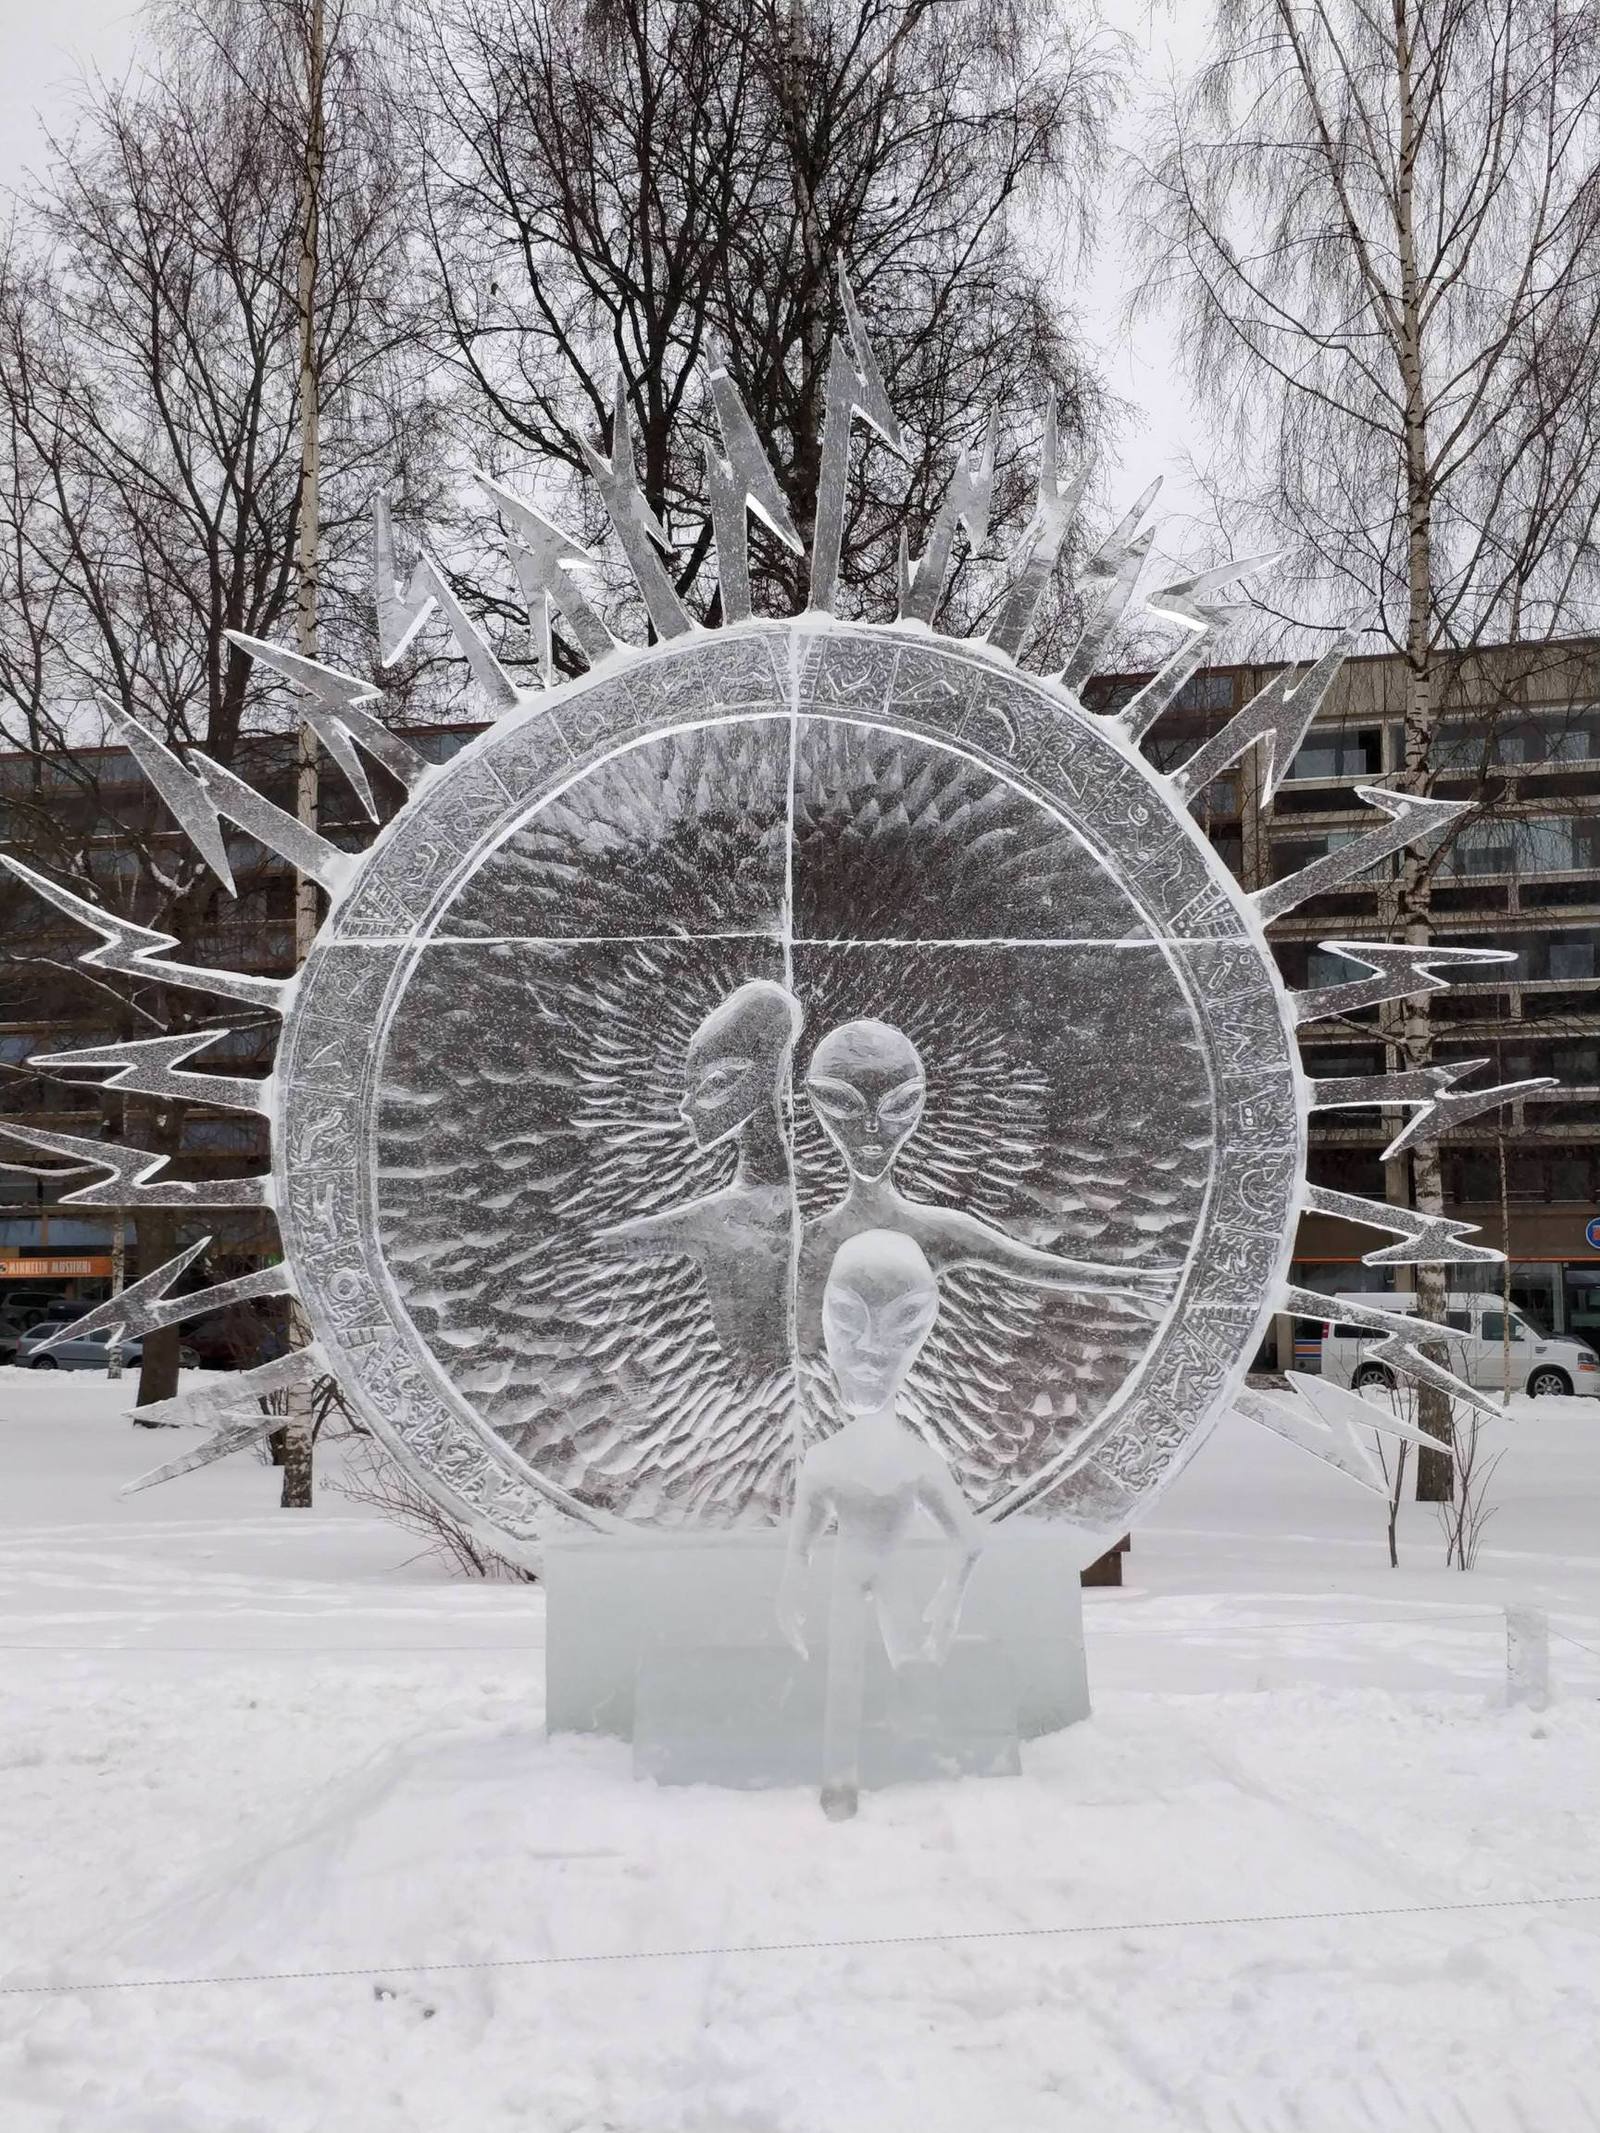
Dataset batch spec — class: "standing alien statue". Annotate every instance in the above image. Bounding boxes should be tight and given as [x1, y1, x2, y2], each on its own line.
[597, 979, 801, 1369]
[796, 1017, 1180, 1349]
[778, 1228, 982, 1821]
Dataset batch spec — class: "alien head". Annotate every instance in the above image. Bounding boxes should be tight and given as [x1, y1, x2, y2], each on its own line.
[679, 979, 802, 1152]
[805, 1018, 925, 1183]
[822, 1229, 940, 1416]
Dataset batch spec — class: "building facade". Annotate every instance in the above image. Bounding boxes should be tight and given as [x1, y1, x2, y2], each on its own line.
[1092, 638, 1600, 1352]
[0, 723, 476, 1306]
[4, 642, 1598, 1348]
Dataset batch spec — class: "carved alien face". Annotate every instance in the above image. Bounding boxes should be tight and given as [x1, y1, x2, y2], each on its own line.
[806, 1019, 925, 1183]
[680, 979, 800, 1152]
[823, 1230, 940, 1415]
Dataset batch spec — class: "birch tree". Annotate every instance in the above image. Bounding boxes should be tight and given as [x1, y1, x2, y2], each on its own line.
[1130, 0, 1600, 1494]
[0, 0, 436, 1412]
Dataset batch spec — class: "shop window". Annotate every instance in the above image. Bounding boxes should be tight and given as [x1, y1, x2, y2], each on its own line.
[1504, 1266, 1557, 1333]
[1289, 1263, 1397, 1303]
[44, 1220, 112, 1248]
[1563, 1266, 1600, 1341]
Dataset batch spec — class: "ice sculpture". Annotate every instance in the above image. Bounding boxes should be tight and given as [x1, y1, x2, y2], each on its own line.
[597, 979, 801, 1367]
[778, 1231, 983, 1818]
[1, 259, 1518, 1809]
[797, 1016, 1180, 1348]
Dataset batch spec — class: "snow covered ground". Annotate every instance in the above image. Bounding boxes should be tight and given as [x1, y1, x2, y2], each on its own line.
[2, 1366, 1598, 2133]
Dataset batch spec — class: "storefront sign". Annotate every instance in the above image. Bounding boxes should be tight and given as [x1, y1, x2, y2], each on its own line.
[0, 1255, 113, 1280]
[1586, 1216, 1600, 1250]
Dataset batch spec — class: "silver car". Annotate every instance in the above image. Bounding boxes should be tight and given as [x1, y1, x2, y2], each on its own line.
[18, 1325, 198, 1371]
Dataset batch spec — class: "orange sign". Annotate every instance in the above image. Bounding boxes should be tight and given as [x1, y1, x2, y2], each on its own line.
[0, 1256, 114, 1280]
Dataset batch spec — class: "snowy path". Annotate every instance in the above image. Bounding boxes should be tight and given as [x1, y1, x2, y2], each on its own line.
[2, 1369, 1598, 2131]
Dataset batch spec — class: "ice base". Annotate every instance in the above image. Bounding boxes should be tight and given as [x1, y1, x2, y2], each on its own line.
[635, 1637, 1020, 1789]
[543, 1520, 1090, 1790]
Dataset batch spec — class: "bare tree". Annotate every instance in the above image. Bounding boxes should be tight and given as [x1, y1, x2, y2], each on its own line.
[405, 0, 1124, 642]
[0, 0, 439, 1410]
[1131, 0, 1600, 1495]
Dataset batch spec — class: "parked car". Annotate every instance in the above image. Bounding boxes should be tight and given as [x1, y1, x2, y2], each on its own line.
[18, 1325, 199, 1371]
[1, 1298, 90, 1361]
[1319, 1293, 1599, 1399]
[1, 1292, 75, 1337]
[21, 1300, 92, 1332]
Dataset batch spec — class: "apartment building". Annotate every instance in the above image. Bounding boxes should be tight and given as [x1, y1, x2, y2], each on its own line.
[1091, 637, 1600, 1349]
[3, 640, 1597, 1344]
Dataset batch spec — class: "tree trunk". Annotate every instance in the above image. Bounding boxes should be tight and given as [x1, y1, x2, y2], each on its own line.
[105, 1213, 126, 1381]
[133, 1199, 182, 1412]
[134, 1322, 181, 1415]
[1388, 1, 1453, 1501]
[278, 0, 327, 1511]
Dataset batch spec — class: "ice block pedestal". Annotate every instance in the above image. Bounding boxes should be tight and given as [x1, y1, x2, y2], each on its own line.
[542, 1519, 1090, 1790]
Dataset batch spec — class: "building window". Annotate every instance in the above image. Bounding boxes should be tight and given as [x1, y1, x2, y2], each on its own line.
[1551, 1042, 1600, 1083]
[1454, 1152, 1501, 1201]
[1445, 815, 1600, 878]
[1286, 727, 1384, 781]
[1548, 1156, 1593, 1202]
[183, 1119, 264, 1155]
[1456, 928, 1600, 981]
[1174, 674, 1234, 712]
[1305, 945, 1359, 989]
[1270, 827, 1380, 880]
[1301, 1046, 1388, 1078]
[1549, 935, 1599, 981]
[1433, 711, 1600, 771]
[1306, 1146, 1387, 1196]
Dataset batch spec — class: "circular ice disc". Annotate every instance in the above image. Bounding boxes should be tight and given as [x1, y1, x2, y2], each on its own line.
[276, 623, 1302, 1563]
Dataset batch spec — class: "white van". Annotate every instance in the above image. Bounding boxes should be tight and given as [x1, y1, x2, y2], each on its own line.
[1319, 1294, 1600, 1400]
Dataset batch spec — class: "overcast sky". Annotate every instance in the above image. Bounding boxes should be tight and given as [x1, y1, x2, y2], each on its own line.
[1, 0, 1209, 536]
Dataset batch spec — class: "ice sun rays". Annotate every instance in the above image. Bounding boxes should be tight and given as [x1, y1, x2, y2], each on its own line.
[0, 263, 1539, 1546]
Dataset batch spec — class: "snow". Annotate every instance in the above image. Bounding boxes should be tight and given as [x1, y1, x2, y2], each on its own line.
[2, 1366, 1598, 2132]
